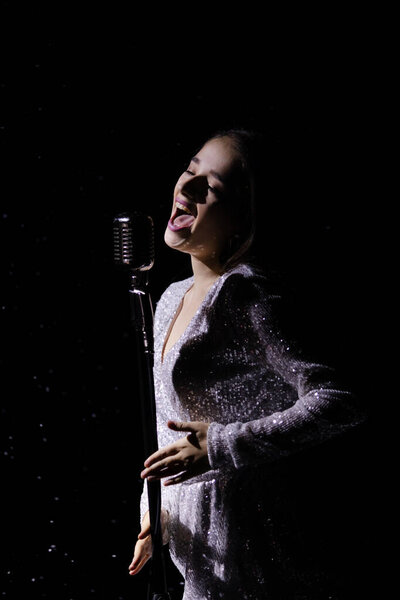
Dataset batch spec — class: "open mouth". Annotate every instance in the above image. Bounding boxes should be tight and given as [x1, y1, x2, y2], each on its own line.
[168, 197, 197, 231]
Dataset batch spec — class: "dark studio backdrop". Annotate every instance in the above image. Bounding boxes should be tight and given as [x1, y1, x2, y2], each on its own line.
[1, 19, 375, 600]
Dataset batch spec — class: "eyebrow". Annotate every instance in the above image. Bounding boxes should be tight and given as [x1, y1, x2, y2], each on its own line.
[190, 156, 226, 183]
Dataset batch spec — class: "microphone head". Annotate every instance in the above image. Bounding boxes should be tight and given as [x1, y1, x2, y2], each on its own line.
[113, 212, 155, 271]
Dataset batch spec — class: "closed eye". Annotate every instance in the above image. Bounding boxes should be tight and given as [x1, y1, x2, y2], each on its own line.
[208, 184, 223, 198]
[184, 169, 222, 197]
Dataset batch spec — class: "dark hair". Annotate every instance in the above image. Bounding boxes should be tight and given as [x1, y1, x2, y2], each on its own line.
[207, 128, 265, 271]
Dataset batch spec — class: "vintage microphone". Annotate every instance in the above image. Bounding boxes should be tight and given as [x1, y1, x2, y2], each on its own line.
[113, 212, 170, 600]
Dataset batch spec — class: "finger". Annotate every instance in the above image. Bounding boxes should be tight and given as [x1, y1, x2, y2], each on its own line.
[129, 541, 146, 568]
[138, 526, 150, 540]
[141, 457, 185, 479]
[163, 459, 206, 486]
[167, 420, 198, 433]
[144, 445, 180, 468]
[145, 463, 188, 482]
[129, 539, 151, 574]
[129, 551, 151, 575]
[163, 471, 190, 486]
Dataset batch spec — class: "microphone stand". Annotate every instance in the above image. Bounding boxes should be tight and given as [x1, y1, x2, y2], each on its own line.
[128, 270, 170, 600]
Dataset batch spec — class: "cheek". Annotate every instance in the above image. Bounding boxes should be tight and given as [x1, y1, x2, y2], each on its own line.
[197, 203, 233, 236]
[209, 202, 231, 223]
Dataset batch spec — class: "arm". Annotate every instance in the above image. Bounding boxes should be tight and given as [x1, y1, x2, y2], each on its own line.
[139, 271, 365, 484]
[207, 274, 366, 470]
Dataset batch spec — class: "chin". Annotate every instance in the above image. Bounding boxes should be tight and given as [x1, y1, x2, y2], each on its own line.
[164, 226, 191, 250]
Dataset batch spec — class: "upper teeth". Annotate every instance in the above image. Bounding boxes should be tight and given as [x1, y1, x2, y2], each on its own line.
[175, 201, 193, 215]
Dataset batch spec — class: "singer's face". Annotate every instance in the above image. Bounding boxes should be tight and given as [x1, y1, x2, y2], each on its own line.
[164, 137, 241, 266]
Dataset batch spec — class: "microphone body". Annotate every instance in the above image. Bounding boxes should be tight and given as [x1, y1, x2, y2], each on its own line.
[113, 212, 170, 599]
[113, 212, 154, 272]
[113, 212, 155, 334]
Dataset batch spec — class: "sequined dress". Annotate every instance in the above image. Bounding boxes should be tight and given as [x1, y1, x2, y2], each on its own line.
[140, 263, 363, 599]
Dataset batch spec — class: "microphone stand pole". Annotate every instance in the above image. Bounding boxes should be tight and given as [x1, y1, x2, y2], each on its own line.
[128, 270, 170, 600]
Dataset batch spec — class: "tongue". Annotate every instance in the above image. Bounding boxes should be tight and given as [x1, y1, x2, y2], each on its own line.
[173, 214, 196, 228]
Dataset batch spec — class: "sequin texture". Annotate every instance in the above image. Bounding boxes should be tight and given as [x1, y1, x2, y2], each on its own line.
[140, 264, 364, 599]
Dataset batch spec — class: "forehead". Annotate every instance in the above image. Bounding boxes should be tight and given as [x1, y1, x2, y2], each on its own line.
[194, 137, 241, 179]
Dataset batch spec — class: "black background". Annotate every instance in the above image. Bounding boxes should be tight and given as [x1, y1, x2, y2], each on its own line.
[1, 8, 377, 600]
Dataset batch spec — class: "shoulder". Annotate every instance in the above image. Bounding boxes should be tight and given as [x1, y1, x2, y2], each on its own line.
[215, 263, 283, 310]
[212, 263, 299, 343]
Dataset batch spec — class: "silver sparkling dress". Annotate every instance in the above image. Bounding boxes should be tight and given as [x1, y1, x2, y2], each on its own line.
[140, 263, 364, 599]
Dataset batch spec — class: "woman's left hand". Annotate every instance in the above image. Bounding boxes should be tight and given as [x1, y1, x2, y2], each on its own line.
[140, 420, 211, 486]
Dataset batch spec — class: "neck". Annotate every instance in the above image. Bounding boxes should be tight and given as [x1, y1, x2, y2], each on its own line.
[190, 255, 223, 292]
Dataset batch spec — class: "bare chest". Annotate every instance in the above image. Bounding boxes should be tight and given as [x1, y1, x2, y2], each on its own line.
[162, 291, 206, 361]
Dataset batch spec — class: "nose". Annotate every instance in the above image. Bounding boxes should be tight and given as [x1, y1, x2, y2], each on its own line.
[180, 174, 208, 201]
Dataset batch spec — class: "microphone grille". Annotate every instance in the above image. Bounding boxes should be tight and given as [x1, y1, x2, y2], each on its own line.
[113, 212, 154, 271]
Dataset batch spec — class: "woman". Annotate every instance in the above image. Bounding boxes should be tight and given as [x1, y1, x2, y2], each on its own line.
[128, 129, 364, 599]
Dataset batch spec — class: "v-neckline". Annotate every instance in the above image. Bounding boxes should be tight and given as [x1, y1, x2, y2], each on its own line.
[160, 276, 221, 365]
[161, 283, 193, 364]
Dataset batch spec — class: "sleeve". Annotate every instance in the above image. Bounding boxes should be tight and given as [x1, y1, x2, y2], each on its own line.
[206, 273, 366, 471]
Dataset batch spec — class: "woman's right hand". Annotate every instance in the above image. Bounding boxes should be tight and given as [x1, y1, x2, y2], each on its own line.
[128, 509, 168, 576]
